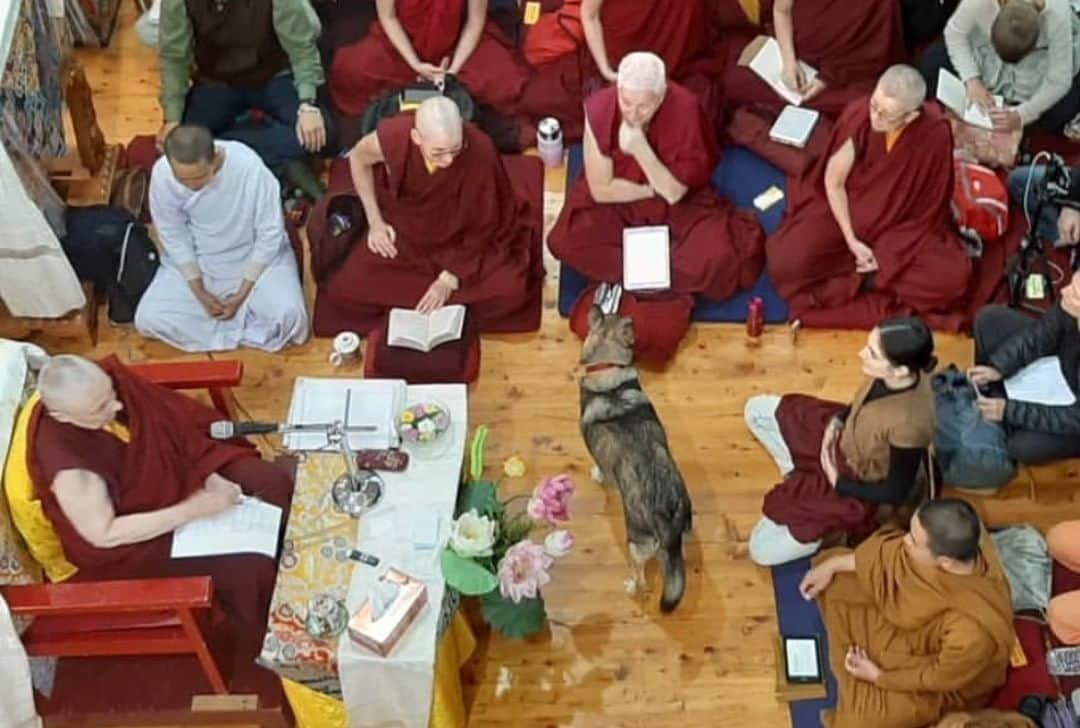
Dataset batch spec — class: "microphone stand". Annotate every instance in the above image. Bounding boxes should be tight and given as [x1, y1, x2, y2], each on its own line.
[319, 421, 385, 517]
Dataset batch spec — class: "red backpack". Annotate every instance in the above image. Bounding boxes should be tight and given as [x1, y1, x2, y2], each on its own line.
[951, 159, 1009, 255]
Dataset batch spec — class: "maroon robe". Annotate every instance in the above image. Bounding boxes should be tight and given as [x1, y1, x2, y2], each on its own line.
[766, 99, 971, 322]
[718, 0, 905, 117]
[329, 0, 529, 117]
[548, 84, 765, 301]
[317, 114, 543, 333]
[29, 357, 293, 674]
[761, 395, 876, 544]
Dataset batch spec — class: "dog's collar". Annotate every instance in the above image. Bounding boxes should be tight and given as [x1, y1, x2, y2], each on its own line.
[584, 362, 623, 374]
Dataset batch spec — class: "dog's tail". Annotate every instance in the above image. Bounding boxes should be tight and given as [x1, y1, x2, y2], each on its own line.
[658, 532, 686, 613]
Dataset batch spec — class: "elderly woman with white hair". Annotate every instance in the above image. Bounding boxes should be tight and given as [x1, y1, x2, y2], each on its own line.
[764, 64, 972, 328]
[548, 52, 765, 305]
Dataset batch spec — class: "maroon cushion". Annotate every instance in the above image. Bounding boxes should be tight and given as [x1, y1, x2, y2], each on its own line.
[989, 617, 1059, 709]
[364, 315, 481, 384]
[569, 284, 694, 365]
[725, 106, 835, 178]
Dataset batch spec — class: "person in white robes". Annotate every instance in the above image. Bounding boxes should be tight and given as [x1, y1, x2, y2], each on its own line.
[135, 125, 309, 352]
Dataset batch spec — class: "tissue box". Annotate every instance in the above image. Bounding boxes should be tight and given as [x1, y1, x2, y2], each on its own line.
[348, 569, 428, 657]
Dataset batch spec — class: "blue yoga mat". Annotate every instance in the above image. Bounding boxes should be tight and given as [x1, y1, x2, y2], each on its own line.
[771, 558, 838, 728]
[556, 144, 790, 323]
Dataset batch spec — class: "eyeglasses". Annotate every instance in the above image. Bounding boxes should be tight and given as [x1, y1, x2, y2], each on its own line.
[869, 99, 913, 123]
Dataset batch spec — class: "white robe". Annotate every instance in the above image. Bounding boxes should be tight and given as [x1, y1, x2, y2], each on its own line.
[135, 141, 309, 352]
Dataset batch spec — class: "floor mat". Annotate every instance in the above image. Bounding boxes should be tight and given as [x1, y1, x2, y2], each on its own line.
[556, 144, 790, 322]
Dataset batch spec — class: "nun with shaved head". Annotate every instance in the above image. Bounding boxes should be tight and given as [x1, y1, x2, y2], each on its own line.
[317, 96, 543, 332]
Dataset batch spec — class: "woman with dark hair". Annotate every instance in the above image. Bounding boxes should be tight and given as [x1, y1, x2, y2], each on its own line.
[744, 316, 938, 566]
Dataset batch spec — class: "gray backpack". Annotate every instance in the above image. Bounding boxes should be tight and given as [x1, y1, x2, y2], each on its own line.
[991, 526, 1052, 613]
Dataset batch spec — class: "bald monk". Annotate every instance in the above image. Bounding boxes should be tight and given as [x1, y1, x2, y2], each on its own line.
[329, 0, 528, 118]
[316, 96, 542, 332]
[800, 499, 1015, 728]
[26, 355, 293, 673]
[719, 0, 906, 116]
[548, 52, 765, 303]
[766, 65, 971, 324]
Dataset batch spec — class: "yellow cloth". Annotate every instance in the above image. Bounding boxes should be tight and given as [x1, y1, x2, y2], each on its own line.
[3, 393, 85, 583]
[424, 156, 439, 175]
[740, 0, 760, 24]
[283, 612, 477, 728]
[885, 128, 903, 152]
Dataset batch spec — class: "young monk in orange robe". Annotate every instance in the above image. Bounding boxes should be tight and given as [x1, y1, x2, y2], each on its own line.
[329, 0, 529, 117]
[766, 65, 971, 325]
[547, 53, 764, 302]
[800, 500, 1014, 728]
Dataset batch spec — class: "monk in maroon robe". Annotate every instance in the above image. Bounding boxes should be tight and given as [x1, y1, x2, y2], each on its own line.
[718, 0, 906, 117]
[28, 355, 293, 676]
[766, 65, 971, 324]
[548, 52, 764, 302]
[329, 0, 529, 118]
[316, 96, 543, 333]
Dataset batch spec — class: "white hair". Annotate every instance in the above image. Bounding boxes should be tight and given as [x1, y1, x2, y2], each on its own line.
[876, 64, 927, 110]
[414, 96, 463, 139]
[37, 355, 108, 412]
[616, 52, 667, 96]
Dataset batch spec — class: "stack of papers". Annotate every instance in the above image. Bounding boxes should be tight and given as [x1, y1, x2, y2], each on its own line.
[745, 36, 819, 106]
[622, 226, 671, 292]
[284, 377, 406, 451]
[171, 497, 283, 558]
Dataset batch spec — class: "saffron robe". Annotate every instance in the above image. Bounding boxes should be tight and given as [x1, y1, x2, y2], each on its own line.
[766, 99, 971, 322]
[718, 0, 906, 117]
[547, 84, 765, 302]
[28, 357, 293, 674]
[815, 529, 1014, 728]
[137, 141, 309, 353]
[317, 115, 543, 333]
[328, 0, 529, 117]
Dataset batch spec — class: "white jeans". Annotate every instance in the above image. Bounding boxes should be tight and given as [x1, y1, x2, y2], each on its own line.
[744, 395, 823, 566]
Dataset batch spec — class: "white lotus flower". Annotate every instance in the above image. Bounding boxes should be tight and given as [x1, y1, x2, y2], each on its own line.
[544, 530, 574, 558]
[449, 509, 497, 558]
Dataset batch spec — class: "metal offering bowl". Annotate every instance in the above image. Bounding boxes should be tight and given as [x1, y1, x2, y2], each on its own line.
[331, 468, 384, 517]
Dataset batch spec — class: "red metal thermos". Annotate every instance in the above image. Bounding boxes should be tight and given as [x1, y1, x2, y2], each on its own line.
[746, 297, 764, 343]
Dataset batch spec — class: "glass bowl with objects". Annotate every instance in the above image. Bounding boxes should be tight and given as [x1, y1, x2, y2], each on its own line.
[396, 400, 452, 446]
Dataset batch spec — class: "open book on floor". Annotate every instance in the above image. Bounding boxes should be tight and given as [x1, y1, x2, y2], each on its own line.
[622, 225, 671, 292]
[388, 304, 466, 353]
[936, 68, 1004, 130]
[740, 36, 819, 106]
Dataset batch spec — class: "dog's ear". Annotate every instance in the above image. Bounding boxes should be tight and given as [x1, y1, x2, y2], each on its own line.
[617, 316, 635, 348]
[587, 305, 604, 331]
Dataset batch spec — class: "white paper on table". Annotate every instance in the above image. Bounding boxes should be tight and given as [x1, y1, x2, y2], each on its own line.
[747, 37, 819, 106]
[170, 498, 282, 558]
[1004, 356, 1077, 406]
[284, 377, 406, 451]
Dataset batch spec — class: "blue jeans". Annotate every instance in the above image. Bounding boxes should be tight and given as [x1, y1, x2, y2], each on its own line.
[1008, 165, 1060, 245]
[182, 73, 331, 170]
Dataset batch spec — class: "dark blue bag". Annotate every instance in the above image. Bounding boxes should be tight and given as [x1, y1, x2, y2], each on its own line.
[932, 366, 1017, 492]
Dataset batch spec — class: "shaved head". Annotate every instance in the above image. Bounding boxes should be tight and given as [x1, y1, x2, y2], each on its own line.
[163, 124, 215, 166]
[414, 96, 463, 141]
[38, 356, 121, 429]
[876, 64, 927, 110]
[617, 52, 667, 96]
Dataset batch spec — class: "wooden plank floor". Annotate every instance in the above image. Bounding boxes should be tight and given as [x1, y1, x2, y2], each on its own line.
[46, 8, 1080, 727]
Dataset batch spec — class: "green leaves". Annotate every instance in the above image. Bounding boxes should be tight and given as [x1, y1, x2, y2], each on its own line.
[439, 549, 498, 596]
[456, 480, 501, 519]
[469, 425, 489, 480]
[481, 591, 547, 639]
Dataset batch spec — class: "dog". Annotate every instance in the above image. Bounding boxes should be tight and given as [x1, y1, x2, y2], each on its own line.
[579, 305, 693, 613]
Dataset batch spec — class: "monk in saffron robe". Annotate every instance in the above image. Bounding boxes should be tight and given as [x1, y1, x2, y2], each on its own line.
[800, 500, 1014, 728]
[548, 52, 765, 302]
[766, 65, 971, 324]
[717, 0, 905, 117]
[27, 355, 293, 675]
[329, 0, 528, 118]
[316, 96, 542, 333]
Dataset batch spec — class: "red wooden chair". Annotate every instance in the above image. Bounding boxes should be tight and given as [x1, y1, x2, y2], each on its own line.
[0, 358, 245, 695]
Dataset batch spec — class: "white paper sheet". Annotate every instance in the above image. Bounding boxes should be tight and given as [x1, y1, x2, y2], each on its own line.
[1004, 356, 1077, 406]
[171, 497, 282, 558]
[622, 225, 671, 291]
[747, 37, 819, 106]
[284, 377, 405, 451]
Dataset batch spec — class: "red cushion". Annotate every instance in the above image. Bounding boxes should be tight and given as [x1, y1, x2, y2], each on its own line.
[125, 135, 160, 176]
[569, 284, 694, 365]
[364, 317, 480, 384]
[725, 106, 835, 178]
[989, 617, 1059, 710]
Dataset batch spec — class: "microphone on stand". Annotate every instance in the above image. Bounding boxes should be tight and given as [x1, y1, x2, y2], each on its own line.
[208, 421, 378, 440]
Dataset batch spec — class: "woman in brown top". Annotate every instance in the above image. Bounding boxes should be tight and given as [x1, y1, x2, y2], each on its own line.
[744, 317, 937, 566]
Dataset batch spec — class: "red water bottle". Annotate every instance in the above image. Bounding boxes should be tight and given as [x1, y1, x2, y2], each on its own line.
[746, 296, 764, 345]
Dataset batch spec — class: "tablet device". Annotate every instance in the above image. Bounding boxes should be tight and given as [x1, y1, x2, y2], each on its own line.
[782, 635, 823, 684]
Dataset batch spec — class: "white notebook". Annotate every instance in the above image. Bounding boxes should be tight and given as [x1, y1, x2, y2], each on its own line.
[936, 68, 1003, 130]
[770, 105, 820, 148]
[746, 36, 819, 106]
[622, 225, 671, 292]
[171, 497, 282, 559]
[388, 305, 465, 353]
[284, 377, 406, 451]
[1004, 356, 1077, 406]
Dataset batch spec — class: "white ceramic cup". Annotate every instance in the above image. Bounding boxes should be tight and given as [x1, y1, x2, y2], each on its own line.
[329, 331, 361, 367]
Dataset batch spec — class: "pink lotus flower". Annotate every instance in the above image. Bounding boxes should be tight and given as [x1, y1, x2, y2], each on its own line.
[543, 530, 574, 558]
[526, 474, 574, 524]
[497, 540, 552, 603]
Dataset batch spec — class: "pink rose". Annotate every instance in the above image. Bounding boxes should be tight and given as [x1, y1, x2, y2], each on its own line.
[526, 474, 574, 524]
[497, 540, 552, 603]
